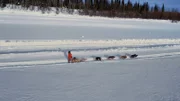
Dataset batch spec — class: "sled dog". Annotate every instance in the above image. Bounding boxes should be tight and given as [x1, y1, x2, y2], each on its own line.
[120, 55, 127, 59]
[95, 57, 101, 61]
[130, 54, 138, 58]
[107, 56, 115, 60]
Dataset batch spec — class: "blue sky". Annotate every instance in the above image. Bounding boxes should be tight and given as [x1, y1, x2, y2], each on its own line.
[125, 0, 180, 11]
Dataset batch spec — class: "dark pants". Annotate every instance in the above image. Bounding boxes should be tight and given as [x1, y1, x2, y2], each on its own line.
[68, 58, 72, 63]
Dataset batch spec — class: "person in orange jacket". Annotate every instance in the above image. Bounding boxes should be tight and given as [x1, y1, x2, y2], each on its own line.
[68, 51, 72, 63]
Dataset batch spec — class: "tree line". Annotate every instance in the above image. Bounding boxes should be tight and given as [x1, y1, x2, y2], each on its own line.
[0, 0, 179, 22]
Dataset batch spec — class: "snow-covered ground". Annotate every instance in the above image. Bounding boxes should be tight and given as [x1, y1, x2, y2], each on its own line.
[1, 6, 180, 40]
[0, 9, 180, 101]
[1, 57, 180, 101]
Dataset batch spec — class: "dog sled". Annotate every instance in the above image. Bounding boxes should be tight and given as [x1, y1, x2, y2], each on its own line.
[71, 57, 87, 63]
[65, 51, 138, 63]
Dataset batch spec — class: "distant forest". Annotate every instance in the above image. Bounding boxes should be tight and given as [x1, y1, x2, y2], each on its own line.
[0, 0, 180, 22]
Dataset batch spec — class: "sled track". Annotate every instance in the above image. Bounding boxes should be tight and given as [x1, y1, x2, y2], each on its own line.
[1, 51, 180, 69]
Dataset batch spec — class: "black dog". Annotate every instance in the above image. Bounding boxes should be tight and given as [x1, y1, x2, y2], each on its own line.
[130, 54, 138, 58]
[95, 57, 101, 61]
[107, 56, 115, 60]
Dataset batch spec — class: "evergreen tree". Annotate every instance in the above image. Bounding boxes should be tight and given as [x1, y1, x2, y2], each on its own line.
[126, 0, 132, 11]
[145, 2, 149, 12]
[121, 0, 124, 11]
[161, 4, 164, 12]
[63, 0, 69, 8]
[133, 2, 139, 12]
[154, 4, 159, 12]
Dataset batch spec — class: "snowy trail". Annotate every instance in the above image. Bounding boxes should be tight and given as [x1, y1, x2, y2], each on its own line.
[1, 39, 180, 68]
[1, 51, 180, 69]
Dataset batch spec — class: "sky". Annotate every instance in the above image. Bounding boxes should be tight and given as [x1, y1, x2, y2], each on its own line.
[125, 0, 180, 11]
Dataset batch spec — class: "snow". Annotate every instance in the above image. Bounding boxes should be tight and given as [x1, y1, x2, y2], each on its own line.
[1, 57, 180, 101]
[1, 6, 180, 40]
[0, 9, 180, 101]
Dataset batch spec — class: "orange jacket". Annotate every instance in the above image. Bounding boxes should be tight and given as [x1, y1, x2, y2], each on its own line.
[68, 53, 72, 59]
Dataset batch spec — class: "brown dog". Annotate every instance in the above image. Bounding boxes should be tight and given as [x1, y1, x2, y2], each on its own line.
[120, 55, 127, 59]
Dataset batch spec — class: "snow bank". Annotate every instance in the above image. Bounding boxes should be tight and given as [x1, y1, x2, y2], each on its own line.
[0, 39, 180, 55]
[0, 4, 79, 16]
[0, 4, 176, 23]
[1, 39, 180, 47]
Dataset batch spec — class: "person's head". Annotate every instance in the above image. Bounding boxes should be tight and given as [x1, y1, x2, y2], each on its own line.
[68, 51, 71, 54]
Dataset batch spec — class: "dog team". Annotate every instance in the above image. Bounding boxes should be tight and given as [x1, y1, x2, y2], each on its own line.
[68, 51, 138, 63]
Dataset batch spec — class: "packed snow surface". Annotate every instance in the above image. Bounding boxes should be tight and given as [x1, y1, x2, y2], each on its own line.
[0, 9, 180, 101]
